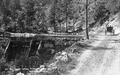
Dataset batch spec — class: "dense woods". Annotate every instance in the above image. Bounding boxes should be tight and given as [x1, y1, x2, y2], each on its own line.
[0, 0, 120, 33]
[0, 0, 120, 74]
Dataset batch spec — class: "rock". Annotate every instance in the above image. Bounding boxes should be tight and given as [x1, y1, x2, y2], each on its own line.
[16, 72, 24, 75]
[55, 51, 69, 62]
[35, 65, 46, 73]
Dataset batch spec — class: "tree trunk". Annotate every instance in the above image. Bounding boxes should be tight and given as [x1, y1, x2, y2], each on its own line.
[86, 0, 89, 39]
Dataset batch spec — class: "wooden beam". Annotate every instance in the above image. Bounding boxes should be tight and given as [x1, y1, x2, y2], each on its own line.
[3, 39, 11, 58]
[36, 40, 42, 56]
[0, 32, 84, 41]
[0, 32, 84, 38]
[25, 39, 33, 57]
[5, 32, 83, 37]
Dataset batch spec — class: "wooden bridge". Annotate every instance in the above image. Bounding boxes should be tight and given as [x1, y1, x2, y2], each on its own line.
[0, 31, 84, 60]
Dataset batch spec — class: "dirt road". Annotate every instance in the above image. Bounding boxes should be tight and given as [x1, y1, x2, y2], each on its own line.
[65, 15, 120, 75]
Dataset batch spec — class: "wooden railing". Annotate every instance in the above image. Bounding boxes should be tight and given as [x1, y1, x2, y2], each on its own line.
[0, 31, 84, 40]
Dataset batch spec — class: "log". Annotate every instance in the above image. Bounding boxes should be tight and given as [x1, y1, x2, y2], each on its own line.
[0, 32, 84, 40]
[4, 32, 83, 37]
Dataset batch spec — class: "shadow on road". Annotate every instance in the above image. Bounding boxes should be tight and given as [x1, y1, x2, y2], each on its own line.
[75, 43, 92, 48]
[92, 46, 113, 50]
[75, 42, 113, 51]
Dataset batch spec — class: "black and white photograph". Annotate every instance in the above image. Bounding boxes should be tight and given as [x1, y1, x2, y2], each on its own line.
[0, 0, 120, 75]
